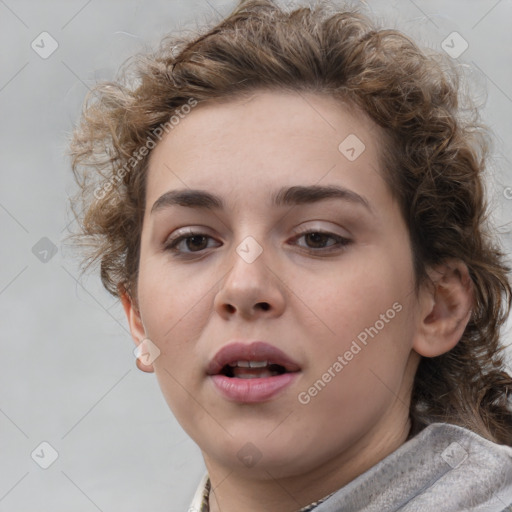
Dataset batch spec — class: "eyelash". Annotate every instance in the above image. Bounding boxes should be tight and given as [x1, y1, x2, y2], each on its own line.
[163, 229, 352, 256]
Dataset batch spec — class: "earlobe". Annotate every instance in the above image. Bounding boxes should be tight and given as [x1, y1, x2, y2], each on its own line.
[119, 286, 155, 373]
[133, 339, 157, 373]
[413, 260, 474, 358]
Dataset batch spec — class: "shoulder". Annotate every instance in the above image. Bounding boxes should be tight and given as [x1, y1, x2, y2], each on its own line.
[410, 423, 512, 509]
[421, 422, 512, 471]
[313, 422, 512, 511]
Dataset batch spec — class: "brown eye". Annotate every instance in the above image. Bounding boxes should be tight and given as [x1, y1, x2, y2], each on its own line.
[183, 235, 209, 251]
[304, 232, 334, 248]
[164, 232, 219, 254]
[292, 230, 351, 252]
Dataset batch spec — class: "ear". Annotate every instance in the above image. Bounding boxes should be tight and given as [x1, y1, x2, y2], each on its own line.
[412, 260, 474, 358]
[119, 285, 154, 373]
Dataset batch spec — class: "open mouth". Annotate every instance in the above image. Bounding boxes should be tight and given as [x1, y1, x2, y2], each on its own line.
[208, 342, 301, 402]
[221, 360, 288, 379]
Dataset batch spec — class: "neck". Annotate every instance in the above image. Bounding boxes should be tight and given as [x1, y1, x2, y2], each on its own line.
[205, 414, 412, 512]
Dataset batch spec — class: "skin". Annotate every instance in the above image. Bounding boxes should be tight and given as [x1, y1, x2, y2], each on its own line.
[121, 90, 473, 512]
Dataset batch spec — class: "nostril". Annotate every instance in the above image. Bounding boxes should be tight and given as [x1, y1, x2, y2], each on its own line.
[223, 303, 270, 313]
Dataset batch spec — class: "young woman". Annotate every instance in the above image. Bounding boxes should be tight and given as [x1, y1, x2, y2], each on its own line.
[68, 1, 512, 510]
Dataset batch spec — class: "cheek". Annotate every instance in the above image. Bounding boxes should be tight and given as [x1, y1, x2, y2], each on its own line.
[298, 302, 416, 434]
[316, 258, 413, 339]
[306, 249, 417, 389]
[138, 254, 208, 325]
[136, 262, 211, 428]
[136, 259, 214, 375]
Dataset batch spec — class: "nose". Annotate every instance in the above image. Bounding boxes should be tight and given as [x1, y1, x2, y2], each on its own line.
[213, 239, 286, 321]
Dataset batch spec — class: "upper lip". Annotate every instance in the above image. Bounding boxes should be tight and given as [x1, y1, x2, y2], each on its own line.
[206, 341, 301, 375]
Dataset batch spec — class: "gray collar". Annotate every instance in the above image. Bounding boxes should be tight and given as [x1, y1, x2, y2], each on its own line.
[189, 423, 512, 512]
[313, 422, 512, 512]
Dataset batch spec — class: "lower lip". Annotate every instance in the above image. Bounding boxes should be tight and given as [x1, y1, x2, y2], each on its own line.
[210, 373, 300, 403]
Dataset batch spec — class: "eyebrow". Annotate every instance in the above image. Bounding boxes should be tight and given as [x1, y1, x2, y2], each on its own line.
[150, 184, 372, 215]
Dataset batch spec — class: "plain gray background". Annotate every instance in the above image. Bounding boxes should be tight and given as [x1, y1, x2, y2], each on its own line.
[1, 0, 511, 510]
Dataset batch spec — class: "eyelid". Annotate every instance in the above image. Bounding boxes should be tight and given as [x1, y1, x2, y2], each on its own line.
[289, 229, 352, 252]
[290, 221, 351, 239]
[164, 226, 212, 243]
[163, 230, 219, 255]
[165, 222, 350, 244]
[163, 225, 352, 257]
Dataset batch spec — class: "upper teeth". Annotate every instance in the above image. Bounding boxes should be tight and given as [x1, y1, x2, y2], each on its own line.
[228, 360, 269, 368]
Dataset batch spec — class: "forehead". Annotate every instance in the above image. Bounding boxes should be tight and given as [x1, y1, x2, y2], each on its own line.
[145, 90, 388, 211]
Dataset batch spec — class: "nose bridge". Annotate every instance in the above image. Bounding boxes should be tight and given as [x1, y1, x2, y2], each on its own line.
[235, 234, 265, 266]
[228, 209, 270, 267]
[214, 230, 285, 317]
[225, 232, 269, 290]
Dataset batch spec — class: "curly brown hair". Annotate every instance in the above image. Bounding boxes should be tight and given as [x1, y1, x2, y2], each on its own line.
[67, 0, 512, 445]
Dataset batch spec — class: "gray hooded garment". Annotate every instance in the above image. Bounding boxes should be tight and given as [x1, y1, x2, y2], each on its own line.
[313, 422, 512, 512]
[189, 423, 512, 511]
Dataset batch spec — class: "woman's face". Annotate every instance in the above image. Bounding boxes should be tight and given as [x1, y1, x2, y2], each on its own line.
[126, 90, 425, 479]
